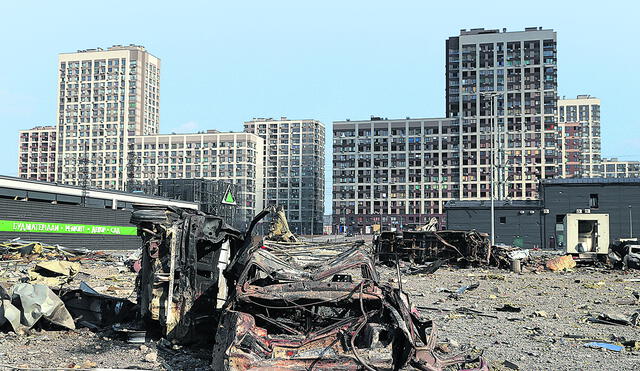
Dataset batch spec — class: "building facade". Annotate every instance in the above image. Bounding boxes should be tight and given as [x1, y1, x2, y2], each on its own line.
[244, 118, 325, 235]
[20, 127, 265, 224]
[602, 158, 640, 178]
[18, 126, 57, 182]
[557, 95, 601, 177]
[445, 27, 558, 199]
[444, 178, 640, 249]
[333, 117, 460, 232]
[56, 45, 160, 190]
[445, 200, 543, 248]
[128, 131, 264, 224]
[0, 175, 196, 251]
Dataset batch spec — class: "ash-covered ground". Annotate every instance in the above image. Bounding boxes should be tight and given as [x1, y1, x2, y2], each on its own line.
[1, 248, 639, 370]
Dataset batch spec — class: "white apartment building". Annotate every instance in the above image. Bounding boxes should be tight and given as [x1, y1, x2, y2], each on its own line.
[18, 126, 57, 183]
[333, 117, 460, 232]
[602, 158, 640, 178]
[558, 95, 602, 177]
[56, 45, 160, 190]
[446, 27, 558, 199]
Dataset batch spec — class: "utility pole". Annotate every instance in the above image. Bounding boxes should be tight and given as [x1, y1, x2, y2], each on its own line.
[491, 93, 496, 246]
[630, 205, 634, 238]
[481, 92, 500, 247]
[80, 140, 89, 207]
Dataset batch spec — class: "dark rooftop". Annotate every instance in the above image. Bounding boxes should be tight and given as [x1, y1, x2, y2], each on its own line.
[542, 177, 640, 185]
[445, 199, 542, 209]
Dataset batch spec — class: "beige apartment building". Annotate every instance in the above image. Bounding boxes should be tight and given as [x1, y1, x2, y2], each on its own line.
[19, 125, 265, 220]
[602, 158, 640, 178]
[445, 27, 559, 200]
[557, 95, 602, 177]
[18, 126, 58, 183]
[17, 44, 269, 219]
[56, 45, 160, 190]
[333, 117, 460, 232]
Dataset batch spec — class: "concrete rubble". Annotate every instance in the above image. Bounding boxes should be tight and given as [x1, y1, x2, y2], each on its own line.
[0, 210, 639, 370]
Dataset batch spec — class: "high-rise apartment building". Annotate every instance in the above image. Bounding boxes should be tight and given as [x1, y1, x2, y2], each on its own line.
[445, 27, 558, 199]
[602, 158, 640, 178]
[333, 117, 459, 232]
[244, 118, 325, 234]
[332, 27, 560, 232]
[557, 95, 601, 177]
[19, 126, 265, 224]
[18, 126, 57, 182]
[56, 45, 160, 190]
[128, 131, 264, 224]
[18, 46, 331, 230]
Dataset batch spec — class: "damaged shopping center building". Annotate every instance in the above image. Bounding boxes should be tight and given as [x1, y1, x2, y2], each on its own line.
[446, 178, 640, 250]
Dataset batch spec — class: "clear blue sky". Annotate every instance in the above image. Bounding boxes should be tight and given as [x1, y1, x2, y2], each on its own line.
[1, 1, 638, 213]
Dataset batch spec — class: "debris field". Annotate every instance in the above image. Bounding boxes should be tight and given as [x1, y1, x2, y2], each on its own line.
[1, 230, 639, 370]
[382, 263, 640, 371]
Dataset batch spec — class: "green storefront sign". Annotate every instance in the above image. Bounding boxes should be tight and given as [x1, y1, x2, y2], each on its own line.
[0, 220, 138, 236]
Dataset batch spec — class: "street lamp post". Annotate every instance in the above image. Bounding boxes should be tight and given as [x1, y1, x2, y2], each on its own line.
[490, 94, 496, 246]
[481, 92, 499, 247]
[630, 205, 633, 238]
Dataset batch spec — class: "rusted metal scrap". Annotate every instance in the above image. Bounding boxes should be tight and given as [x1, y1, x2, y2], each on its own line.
[213, 240, 488, 370]
[130, 204, 243, 343]
[264, 205, 300, 243]
[61, 281, 136, 330]
[376, 229, 513, 268]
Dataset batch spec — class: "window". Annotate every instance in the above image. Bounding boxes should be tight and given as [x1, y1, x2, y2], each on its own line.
[499, 216, 507, 224]
[589, 193, 599, 209]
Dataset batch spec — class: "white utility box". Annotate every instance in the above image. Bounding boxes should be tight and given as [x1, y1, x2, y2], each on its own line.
[563, 213, 609, 259]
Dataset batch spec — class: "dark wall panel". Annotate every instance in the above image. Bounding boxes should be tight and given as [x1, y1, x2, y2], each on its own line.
[0, 198, 140, 250]
[446, 207, 543, 248]
[542, 184, 640, 249]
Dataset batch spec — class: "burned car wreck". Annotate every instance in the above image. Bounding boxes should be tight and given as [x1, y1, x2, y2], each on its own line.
[130, 204, 244, 342]
[213, 239, 488, 370]
[375, 229, 515, 268]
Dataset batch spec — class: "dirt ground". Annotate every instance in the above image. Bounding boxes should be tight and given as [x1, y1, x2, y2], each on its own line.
[1, 248, 640, 370]
[379, 265, 640, 371]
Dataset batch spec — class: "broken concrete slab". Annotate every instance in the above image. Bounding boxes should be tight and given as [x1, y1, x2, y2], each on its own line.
[29, 260, 80, 287]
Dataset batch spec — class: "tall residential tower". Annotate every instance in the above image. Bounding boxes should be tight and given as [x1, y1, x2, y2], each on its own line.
[244, 118, 325, 234]
[56, 45, 160, 190]
[557, 95, 601, 177]
[445, 27, 558, 199]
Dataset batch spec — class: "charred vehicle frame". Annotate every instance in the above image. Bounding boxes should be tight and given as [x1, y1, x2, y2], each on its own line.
[214, 231, 488, 370]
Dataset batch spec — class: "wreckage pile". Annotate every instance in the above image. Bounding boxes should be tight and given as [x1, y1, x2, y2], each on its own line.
[214, 240, 488, 370]
[0, 238, 139, 335]
[3, 204, 639, 370]
[129, 205, 488, 369]
[374, 229, 526, 270]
